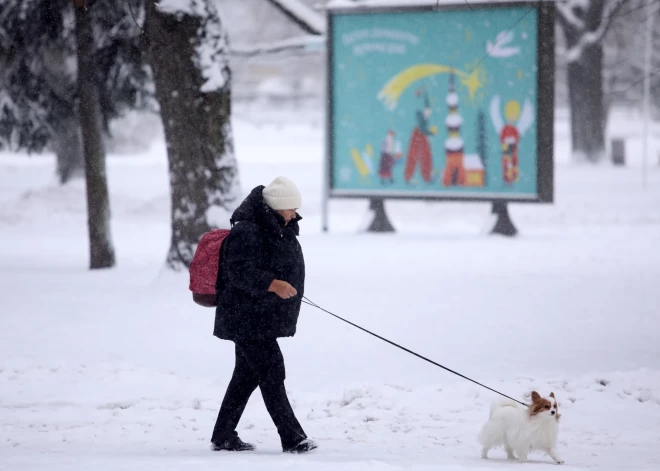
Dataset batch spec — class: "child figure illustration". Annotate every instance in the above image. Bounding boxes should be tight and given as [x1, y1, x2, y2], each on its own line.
[404, 87, 437, 184]
[379, 130, 402, 185]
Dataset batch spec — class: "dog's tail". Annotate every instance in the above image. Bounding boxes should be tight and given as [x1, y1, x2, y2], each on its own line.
[489, 398, 524, 417]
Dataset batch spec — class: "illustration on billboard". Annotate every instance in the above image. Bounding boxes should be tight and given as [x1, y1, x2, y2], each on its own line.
[330, 4, 544, 199]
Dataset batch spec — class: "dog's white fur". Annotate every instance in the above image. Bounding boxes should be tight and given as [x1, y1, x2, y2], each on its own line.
[478, 392, 564, 465]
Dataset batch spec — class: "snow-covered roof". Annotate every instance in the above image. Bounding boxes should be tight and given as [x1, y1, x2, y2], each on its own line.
[464, 154, 484, 171]
[327, 0, 551, 10]
[445, 137, 464, 152]
[445, 114, 463, 128]
[446, 93, 459, 107]
[270, 0, 326, 35]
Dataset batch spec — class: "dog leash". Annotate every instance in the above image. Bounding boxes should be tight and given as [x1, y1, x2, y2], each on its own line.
[302, 296, 528, 407]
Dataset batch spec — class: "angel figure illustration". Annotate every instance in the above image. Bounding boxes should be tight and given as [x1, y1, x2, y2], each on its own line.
[490, 96, 534, 184]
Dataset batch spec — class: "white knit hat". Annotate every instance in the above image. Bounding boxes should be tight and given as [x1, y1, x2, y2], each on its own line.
[262, 176, 302, 210]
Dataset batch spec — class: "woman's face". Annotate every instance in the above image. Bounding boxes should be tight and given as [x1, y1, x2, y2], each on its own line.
[276, 209, 297, 225]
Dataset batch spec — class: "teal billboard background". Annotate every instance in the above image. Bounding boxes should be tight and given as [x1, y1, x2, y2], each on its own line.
[330, 5, 539, 199]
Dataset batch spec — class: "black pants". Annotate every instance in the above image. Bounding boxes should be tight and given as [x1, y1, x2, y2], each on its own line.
[211, 338, 307, 449]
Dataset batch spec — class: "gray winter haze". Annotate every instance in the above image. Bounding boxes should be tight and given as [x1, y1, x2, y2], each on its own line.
[1, 1, 659, 470]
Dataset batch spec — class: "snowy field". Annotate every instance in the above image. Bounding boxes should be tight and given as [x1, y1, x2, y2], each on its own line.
[1, 108, 659, 470]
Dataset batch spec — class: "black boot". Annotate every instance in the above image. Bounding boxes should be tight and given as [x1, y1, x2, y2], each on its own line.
[211, 435, 255, 452]
[283, 438, 318, 454]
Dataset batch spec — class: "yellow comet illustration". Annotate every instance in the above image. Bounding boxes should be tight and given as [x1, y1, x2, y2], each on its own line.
[350, 147, 369, 177]
[378, 64, 486, 109]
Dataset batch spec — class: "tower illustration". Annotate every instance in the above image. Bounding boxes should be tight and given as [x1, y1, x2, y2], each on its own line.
[442, 74, 466, 186]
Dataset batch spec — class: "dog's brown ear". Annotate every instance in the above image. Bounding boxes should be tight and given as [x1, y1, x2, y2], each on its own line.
[531, 391, 541, 402]
[550, 392, 555, 398]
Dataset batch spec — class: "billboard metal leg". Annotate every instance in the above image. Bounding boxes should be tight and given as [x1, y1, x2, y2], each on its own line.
[490, 201, 517, 237]
[366, 198, 395, 233]
[322, 196, 329, 233]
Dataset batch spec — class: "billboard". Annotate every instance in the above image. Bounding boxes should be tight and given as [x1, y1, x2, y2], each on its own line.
[327, 1, 554, 202]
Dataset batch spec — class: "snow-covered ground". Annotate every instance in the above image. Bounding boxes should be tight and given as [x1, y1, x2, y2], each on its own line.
[1, 108, 659, 470]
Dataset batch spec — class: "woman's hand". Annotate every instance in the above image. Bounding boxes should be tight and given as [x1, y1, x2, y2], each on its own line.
[268, 279, 298, 299]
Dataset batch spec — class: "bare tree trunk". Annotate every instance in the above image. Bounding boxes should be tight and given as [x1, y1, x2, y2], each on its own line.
[567, 42, 605, 162]
[74, 0, 116, 269]
[146, 0, 240, 271]
[559, 0, 622, 163]
[51, 108, 84, 185]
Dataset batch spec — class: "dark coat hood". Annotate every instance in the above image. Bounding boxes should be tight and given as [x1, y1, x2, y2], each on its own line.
[231, 186, 301, 236]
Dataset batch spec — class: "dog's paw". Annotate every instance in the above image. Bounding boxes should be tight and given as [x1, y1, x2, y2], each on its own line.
[555, 459, 565, 465]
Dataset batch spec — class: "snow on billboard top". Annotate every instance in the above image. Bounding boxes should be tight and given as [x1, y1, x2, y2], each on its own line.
[327, 0, 554, 9]
[327, 0, 554, 202]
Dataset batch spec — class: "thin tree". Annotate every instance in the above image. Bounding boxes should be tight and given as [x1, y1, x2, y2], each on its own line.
[74, 0, 115, 269]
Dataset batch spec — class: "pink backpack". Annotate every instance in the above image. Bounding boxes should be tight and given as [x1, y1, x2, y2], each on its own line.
[189, 229, 231, 307]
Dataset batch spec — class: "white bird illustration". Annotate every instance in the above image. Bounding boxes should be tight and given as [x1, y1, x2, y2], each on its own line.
[486, 30, 520, 58]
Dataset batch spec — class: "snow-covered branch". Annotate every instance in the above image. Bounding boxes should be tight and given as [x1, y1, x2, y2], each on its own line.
[265, 0, 326, 35]
[556, 0, 586, 31]
[231, 35, 324, 57]
[565, 0, 626, 63]
[156, 0, 198, 16]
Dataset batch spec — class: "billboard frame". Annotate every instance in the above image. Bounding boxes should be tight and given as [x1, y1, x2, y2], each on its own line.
[325, 0, 555, 205]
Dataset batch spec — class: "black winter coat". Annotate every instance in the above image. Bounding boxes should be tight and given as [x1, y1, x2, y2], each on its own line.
[213, 186, 305, 340]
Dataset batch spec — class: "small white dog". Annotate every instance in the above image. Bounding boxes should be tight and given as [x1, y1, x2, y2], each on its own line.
[478, 391, 564, 465]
